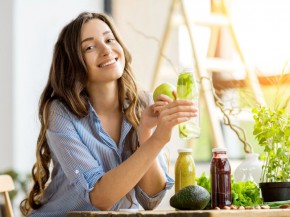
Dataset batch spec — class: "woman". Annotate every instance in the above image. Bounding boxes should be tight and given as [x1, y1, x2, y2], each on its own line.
[20, 12, 197, 216]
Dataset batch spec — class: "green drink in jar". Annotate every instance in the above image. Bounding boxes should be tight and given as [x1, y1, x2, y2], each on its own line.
[177, 68, 200, 139]
[175, 148, 196, 193]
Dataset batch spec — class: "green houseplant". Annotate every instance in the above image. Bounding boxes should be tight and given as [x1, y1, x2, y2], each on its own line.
[252, 106, 290, 202]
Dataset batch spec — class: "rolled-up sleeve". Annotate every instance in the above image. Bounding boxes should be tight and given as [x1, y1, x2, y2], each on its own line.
[46, 104, 104, 204]
[135, 151, 174, 210]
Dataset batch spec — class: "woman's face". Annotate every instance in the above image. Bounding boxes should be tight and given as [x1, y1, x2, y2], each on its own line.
[81, 19, 125, 85]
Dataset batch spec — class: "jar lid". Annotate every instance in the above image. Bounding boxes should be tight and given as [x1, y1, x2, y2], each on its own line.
[182, 67, 193, 72]
[212, 147, 227, 153]
[178, 148, 192, 153]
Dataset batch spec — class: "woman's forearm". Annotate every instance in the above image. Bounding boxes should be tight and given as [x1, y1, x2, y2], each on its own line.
[137, 159, 167, 195]
[89, 134, 164, 210]
[137, 127, 167, 196]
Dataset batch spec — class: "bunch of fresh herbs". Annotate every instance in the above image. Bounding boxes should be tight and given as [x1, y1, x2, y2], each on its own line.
[252, 106, 290, 182]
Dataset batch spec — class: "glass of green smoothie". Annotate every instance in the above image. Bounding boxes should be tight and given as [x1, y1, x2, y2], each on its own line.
[177, 68, 200, 140]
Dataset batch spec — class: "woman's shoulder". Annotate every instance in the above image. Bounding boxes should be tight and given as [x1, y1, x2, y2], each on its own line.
[49, 99, 72, 119]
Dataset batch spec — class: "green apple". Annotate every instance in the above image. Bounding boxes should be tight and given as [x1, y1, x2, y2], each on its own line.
[153, 82, 176, 102]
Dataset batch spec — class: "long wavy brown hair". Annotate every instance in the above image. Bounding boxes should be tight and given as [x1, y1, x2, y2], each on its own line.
[20, 12, 146, 215]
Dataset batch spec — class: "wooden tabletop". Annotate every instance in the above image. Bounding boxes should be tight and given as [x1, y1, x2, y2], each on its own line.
[67, 209, 290, 217]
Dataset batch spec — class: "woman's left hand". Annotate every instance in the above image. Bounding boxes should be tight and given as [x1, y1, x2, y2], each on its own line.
[139, 94, 175, 130]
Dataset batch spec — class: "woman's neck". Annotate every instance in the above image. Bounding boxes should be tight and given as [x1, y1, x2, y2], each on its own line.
[87, 82, 121, 115]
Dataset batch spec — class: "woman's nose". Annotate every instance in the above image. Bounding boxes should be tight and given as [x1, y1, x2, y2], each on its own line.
[101, 44, 112, 56]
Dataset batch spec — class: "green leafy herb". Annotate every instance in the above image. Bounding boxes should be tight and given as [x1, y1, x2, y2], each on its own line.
[252, 106, 290, 182]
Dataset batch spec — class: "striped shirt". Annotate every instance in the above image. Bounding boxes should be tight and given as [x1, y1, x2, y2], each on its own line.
[28, 99, 174, 217]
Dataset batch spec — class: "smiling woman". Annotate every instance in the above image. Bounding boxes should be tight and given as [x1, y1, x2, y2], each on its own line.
[81, 19, 125, 86]
[19, 12, 197, 217]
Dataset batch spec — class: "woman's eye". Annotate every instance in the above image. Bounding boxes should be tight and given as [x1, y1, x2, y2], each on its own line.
[85, 46, 95, 51]
[107, 38, 115, 43]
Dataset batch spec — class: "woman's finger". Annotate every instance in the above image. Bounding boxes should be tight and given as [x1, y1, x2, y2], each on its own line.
[153, 101, 168, 113]
[159, 111, 197, 122]
[155, 94, 174, 103]
[153, 101, 168, 107]
[159, 104, 198, 118]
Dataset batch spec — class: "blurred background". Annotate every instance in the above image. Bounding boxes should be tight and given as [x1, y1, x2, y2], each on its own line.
[1, 0, 290, 215]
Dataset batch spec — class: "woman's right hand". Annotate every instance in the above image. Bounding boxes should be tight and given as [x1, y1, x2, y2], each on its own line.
[151, 99, 198, 145]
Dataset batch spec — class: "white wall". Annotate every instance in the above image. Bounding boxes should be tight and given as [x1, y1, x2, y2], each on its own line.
[112, 0, 179, 91]
[0, 0, 14, 171]
[0, 0, 104, 173]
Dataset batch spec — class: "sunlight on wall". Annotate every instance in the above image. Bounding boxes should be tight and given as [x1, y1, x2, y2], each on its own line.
[232, 0, 290, 75]
[180, 0, 290, 75]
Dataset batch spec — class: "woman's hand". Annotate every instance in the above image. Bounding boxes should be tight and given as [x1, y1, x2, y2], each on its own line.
[151, 99, 198, 145]
[137, 93, 175, 144]
[139, 94, 175, 130]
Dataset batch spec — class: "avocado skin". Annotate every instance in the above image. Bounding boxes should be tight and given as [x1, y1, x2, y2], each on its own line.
[170, 185, 210, 210]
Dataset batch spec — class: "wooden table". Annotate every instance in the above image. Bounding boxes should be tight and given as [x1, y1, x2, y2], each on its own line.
[67, 209, 290, 217]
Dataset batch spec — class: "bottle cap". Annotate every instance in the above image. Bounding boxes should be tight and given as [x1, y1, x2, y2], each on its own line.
[182, 67, 193, 72]
[178, 148, 192, 153]
[212, 147, 227, 153]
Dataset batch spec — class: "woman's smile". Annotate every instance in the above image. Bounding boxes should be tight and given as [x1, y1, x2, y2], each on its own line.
[98, 57, 118, 68]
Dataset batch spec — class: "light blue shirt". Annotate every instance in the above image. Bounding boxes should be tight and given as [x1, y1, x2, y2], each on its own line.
[28, 99, 174, 217]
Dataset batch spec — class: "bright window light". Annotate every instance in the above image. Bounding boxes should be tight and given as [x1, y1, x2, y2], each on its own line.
[180, 0, 290, 76]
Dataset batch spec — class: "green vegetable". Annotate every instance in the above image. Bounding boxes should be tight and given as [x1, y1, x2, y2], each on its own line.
[196, 173, 263, 207]
[196, 172, 211, 193]
[178, 121, 200, 139]
[264, 200, 290, 209]
[170, 185, 210, 210]
[177, 72, 197, 100]
[231, 180, 263, 206]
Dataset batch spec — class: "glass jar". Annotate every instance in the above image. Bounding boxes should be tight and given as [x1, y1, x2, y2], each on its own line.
[175, 148, 196, 193]
[210, 147, 232, 208]
[234, 153, 262, 184]
[176, 68, 200, 139]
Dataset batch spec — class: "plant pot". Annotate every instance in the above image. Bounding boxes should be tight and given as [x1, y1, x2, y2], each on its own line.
[259, 182, 290, 202]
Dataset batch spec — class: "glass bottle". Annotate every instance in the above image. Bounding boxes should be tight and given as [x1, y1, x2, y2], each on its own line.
[177, 68, 200, 139]
[234, 153, 262, 184]
[175, 148, 196, 193]
[210, 147, 232, 208]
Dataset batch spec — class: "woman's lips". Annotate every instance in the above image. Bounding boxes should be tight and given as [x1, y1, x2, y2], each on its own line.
[98, 58, 117, 67]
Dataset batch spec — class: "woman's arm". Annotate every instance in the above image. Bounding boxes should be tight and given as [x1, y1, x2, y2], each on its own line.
[89, 99, 196, 210]
[137, 132, 167, 196]
[136, 93, 177, 198]
[89, 129, 167, 210]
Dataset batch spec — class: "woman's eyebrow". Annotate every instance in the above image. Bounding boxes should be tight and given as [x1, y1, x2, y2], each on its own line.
[81, 31, 113, 44]
[81, 37, 94, 44]
[103, 30, 112, 35]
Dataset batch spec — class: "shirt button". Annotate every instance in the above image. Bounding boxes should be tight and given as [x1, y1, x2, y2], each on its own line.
[75, 170, 79, 174]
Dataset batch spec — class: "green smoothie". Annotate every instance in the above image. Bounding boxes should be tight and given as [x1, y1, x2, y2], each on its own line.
[175, 148, 196, 193]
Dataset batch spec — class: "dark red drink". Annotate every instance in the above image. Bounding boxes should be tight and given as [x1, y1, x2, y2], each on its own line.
[210, 148, 231, 209]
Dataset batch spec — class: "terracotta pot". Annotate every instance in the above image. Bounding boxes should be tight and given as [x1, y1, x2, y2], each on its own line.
[259, 182, 290, 202]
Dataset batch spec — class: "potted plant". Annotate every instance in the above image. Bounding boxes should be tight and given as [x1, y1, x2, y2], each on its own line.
[252, 106, 290, 202]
